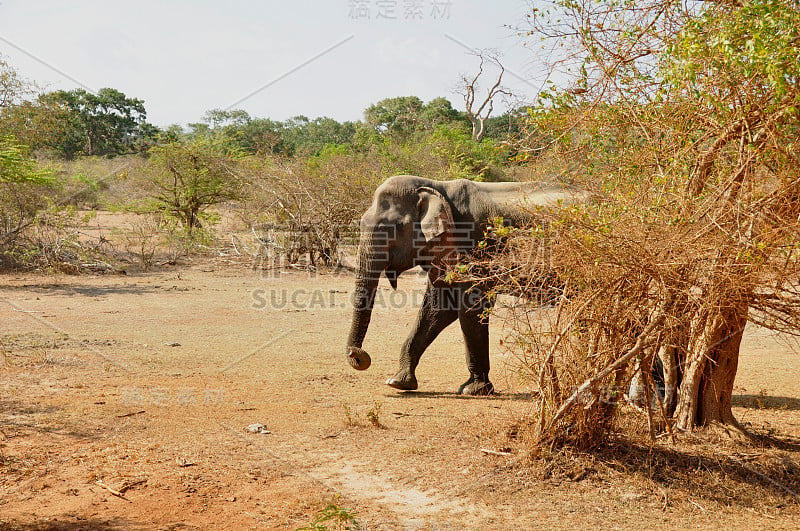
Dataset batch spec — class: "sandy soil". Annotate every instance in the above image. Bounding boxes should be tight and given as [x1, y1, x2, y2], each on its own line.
[1, 256, 799, 529]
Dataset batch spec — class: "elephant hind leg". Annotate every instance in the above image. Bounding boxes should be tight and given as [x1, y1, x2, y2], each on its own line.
[458, 374, 494, 396]
[458, 292, 493, 396]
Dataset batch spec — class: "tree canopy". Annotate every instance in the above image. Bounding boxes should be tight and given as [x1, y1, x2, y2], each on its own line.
[1, 87, 154, 158]
[363, 96, 466, 139]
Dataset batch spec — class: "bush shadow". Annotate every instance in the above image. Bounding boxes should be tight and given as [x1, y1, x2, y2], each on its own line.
[0, 517, 151, 530]
[384, 390, 534, 401]
[733, 394, 800, 411]
[0, 282, 166, 298]
[580, 435, 800, 506]
[0, 398, 100, 440]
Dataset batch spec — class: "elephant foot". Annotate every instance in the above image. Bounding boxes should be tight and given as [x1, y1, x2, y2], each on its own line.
[386, 370, 418, 391]
[458, 374, 494, 396]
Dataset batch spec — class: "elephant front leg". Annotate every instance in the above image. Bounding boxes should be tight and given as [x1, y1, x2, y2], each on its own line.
[387, 284, 458, 391]
[457, 292, 493, 396]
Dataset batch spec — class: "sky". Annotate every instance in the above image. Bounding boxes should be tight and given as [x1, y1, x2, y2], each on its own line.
[0, 1, 548, 128]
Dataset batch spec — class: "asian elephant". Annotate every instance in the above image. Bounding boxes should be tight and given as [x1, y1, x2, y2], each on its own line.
[345, 175, 586, 395]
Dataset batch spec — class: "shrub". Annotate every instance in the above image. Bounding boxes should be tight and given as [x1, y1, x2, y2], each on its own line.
[136, 137, 248, 241]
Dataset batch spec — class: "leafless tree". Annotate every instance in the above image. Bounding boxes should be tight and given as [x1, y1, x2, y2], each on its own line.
[460, 54, 512, 142]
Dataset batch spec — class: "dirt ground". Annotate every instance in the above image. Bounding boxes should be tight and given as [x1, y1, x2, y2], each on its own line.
[2, 249, 800, 529]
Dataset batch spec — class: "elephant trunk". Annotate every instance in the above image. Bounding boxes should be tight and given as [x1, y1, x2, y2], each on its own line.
[345, 238, 385, 370]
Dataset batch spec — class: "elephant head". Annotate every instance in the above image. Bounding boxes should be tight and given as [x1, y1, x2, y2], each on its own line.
[346, 179, 455, 369]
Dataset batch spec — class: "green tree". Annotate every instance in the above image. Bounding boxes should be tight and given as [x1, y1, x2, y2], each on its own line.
[202, 108, 250, 129]
[429, 123, 505, 180]
[481, 107, 528, 141]
[364, 96, 424, 138]
[198, 110, 357, 156]
[158, 124, 186, 144]
[193, 110, 290, 154]
[418, 97, 463, 130]
[363, 96, 472, 141]
[2, 87, 154, 158]
[236, 117, 289, 154]
[0, 135, 55, 253]
[55, 88, 150, 156]
[281, 116, 356, 155]
[1, 97, 84, 158]
[1, 88, 157, 159]
[143, 137, 247, 236]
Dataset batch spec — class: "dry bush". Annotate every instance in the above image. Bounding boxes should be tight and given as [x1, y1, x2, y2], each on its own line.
[122, 213, 163, 271]
[53, 155, 142, 209]
[0, 150, 156, 272]
[481, 153, 800, 448]
[240, 152, 381, 269]
[0, 179, 103, 273]
[477, 0, 800, 449]
[117, 213, 196, 271]
[0, 182, 50, 265]
[2, 207, 117, 273]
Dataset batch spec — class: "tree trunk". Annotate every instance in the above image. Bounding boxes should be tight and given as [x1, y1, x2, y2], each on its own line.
[674, 303, 748, 431]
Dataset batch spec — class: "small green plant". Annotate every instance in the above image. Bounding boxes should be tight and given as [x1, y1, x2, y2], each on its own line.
[296, 499, 359, 531]
[366, 401, 382, 428]
[342, 403, 356, 427]
[341, 402, 384, 429]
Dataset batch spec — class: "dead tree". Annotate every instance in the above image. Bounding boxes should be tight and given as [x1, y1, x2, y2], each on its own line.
[461, 54, 512, 142]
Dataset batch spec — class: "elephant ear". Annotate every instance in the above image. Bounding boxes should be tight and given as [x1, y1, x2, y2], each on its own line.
[417, 186, 456, 278]
[416, 186, 454, 242]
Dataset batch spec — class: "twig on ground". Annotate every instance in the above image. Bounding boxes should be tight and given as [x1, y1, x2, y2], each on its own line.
[116, 410, 146, 418]
[480, 448, 512, 456]
[118, 477, 148, 493]
[95, 479, 130, 501]
[688, 498, 707, 513]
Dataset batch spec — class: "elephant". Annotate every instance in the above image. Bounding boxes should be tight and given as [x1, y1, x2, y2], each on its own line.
[345, 175, 587, 395]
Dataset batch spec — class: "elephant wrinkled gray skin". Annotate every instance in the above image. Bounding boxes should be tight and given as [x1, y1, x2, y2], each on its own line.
[345, 175, 586, 395]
